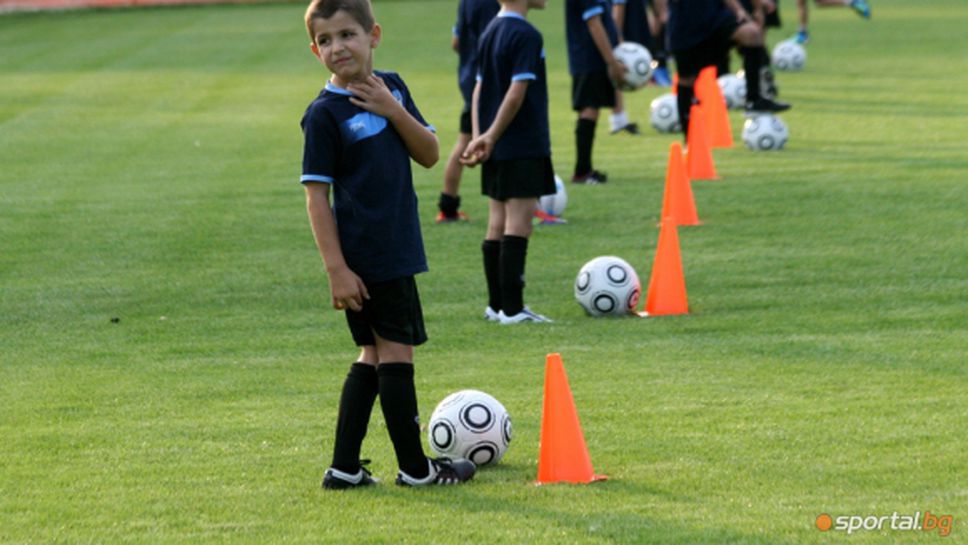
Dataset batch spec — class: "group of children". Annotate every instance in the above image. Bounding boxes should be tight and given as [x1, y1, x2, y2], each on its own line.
[298, 0, 868, 490]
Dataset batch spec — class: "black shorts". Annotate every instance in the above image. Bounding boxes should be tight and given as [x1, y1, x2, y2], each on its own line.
[571, 71, 616, 111]
[481, 156, 556, 201]
[344, 275, 427, 347]
[739, 0, 781, 27]
[459, 108, 472, 135]
[673, 21, 739, 79]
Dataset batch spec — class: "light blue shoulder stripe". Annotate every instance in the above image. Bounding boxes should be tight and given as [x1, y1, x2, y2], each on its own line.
[301, 174, 334, 184]
[582, 6, 604, 20]
[325, 82, 354, 96]
[512, 73, 537, 81]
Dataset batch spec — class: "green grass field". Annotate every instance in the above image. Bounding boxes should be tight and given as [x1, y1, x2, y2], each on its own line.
[1, 1, 967, 542]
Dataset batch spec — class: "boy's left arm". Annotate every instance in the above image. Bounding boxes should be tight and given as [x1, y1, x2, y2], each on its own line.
[347, 75, 439, 168]
[461, 81, 528, 166]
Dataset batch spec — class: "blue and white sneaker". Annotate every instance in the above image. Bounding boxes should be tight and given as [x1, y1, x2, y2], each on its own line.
[651, 66, 672, 87]
[484, 306, 500, 321]
[396, 457, 476, 487]
[498, 307, 553, 324]
[850, 0, 871, 19]
[793, 29, 809, 45]
[322, 460, 379, 490]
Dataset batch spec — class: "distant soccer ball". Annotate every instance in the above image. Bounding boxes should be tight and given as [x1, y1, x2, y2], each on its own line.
[574, 256, 641, 317]
[771, 41, 806, 71]
[717, 74, 747, 109]
[742, 114, 789, 151]
[612, 41, 653, 90]
[649, 93, 680, 133]
[538, 175, 567, 217]
[428, 389, 511, 467]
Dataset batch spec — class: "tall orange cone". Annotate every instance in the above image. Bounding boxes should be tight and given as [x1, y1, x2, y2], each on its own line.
[642, 217, 689, 316]
[696, 66, 733, 149]
[659, 142, 700, 226]
[686, 104, 718, 180]
[537, 353, 607, 484]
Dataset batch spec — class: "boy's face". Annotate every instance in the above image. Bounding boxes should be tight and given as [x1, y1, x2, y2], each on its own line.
[309, 11, 381, 87]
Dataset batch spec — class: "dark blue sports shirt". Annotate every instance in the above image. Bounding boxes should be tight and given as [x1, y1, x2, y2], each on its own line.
[565, 0, 619, 75]
[300, 71, 433, 284]
[615, 0, 653, 49]
[667, 0, 735, 52]
[455, 0, 501, 107]
[475, 11, 551, 162]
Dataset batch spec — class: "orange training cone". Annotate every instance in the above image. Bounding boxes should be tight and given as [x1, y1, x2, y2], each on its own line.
[659, 142, 700, 226]
[642, 216, 689, 316]
[686, 104, 718, 180]
[671, 72, 679, 94]
[696, 66, 733, 149]
[537, 353, 607, 484]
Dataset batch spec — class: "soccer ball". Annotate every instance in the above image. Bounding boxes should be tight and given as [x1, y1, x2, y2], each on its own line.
[428, 389, 511, 467]
[717, 73, 746, 109]
[742, 114, 789, 151]
[574, 256, 641, 317]
[537, 175, 567, 217]
[612, 41, 653, 90]
[771, 40, 806, 71]
[649, 93, 680, 133]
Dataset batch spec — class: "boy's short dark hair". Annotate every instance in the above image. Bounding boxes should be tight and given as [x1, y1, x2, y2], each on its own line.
[305, 0, 376, 39]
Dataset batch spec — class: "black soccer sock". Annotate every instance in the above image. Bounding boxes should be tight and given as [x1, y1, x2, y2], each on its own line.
[330, 362, 379, 473]
[676, 82, 695, 140]
[482, 239, 502, 312]
[740, 46, 768, 102]
[574, 118, 597, 177]
[377, 363, 430, 478]
[500, 235, 529, 316]
[438, 192, 461, 217]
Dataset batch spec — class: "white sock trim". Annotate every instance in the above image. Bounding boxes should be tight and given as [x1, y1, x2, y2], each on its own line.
[397, 459, 437, 486]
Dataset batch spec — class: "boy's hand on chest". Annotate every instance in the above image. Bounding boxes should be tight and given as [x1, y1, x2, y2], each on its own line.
[348, 76, 404, 120]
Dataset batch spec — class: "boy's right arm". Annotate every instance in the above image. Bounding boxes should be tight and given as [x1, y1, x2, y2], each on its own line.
[304, 183, 369, 311]
[586, 15, 627, 87]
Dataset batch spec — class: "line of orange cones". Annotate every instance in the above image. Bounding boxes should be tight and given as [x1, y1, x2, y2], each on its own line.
[536, 67, 733, 484]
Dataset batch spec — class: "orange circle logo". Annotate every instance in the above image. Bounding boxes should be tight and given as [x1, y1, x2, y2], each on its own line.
[816, 514, 833, 531]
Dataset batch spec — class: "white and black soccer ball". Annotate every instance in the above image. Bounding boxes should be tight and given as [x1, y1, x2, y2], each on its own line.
[742, 114, 789, 151]
[649, 93, 680, 133]
[428, 390, 511, 467]
[612, 41, 653, 90]
[771, 40, 806, 71]
[574, 256, 641, 317]
[717, 73, 747, 109]
[538, 175, 567, 217]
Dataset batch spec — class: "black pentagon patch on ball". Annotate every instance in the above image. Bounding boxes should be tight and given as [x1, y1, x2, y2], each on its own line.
[431, 420, 456, 450]
[606, 264, 629, 286]
[460, 402, 494, 432]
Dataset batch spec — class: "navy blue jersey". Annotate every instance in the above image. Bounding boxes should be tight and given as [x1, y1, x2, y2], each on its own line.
[300, 71, 433, 284]
[667, 0, 735, 52]
[476, 12, 551, 162]
[455, 0, 501, 106]
[615, 0, 652, 49]
[565, 0, 620, 75]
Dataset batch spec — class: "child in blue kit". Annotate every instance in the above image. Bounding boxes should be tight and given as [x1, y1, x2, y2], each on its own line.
[564, 0, 630, 184]
[461, 0, 554, 324]
[300, 0, 476, 488]
[436, 0, 500, 223]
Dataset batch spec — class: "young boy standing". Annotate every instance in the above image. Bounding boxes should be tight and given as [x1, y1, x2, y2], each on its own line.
[564, 0, 629, 184]
[667, 0, 790, 139]
[436, 0, 500, 223]
[461, 0, 554, 324]
[300, 0, 476, 488]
